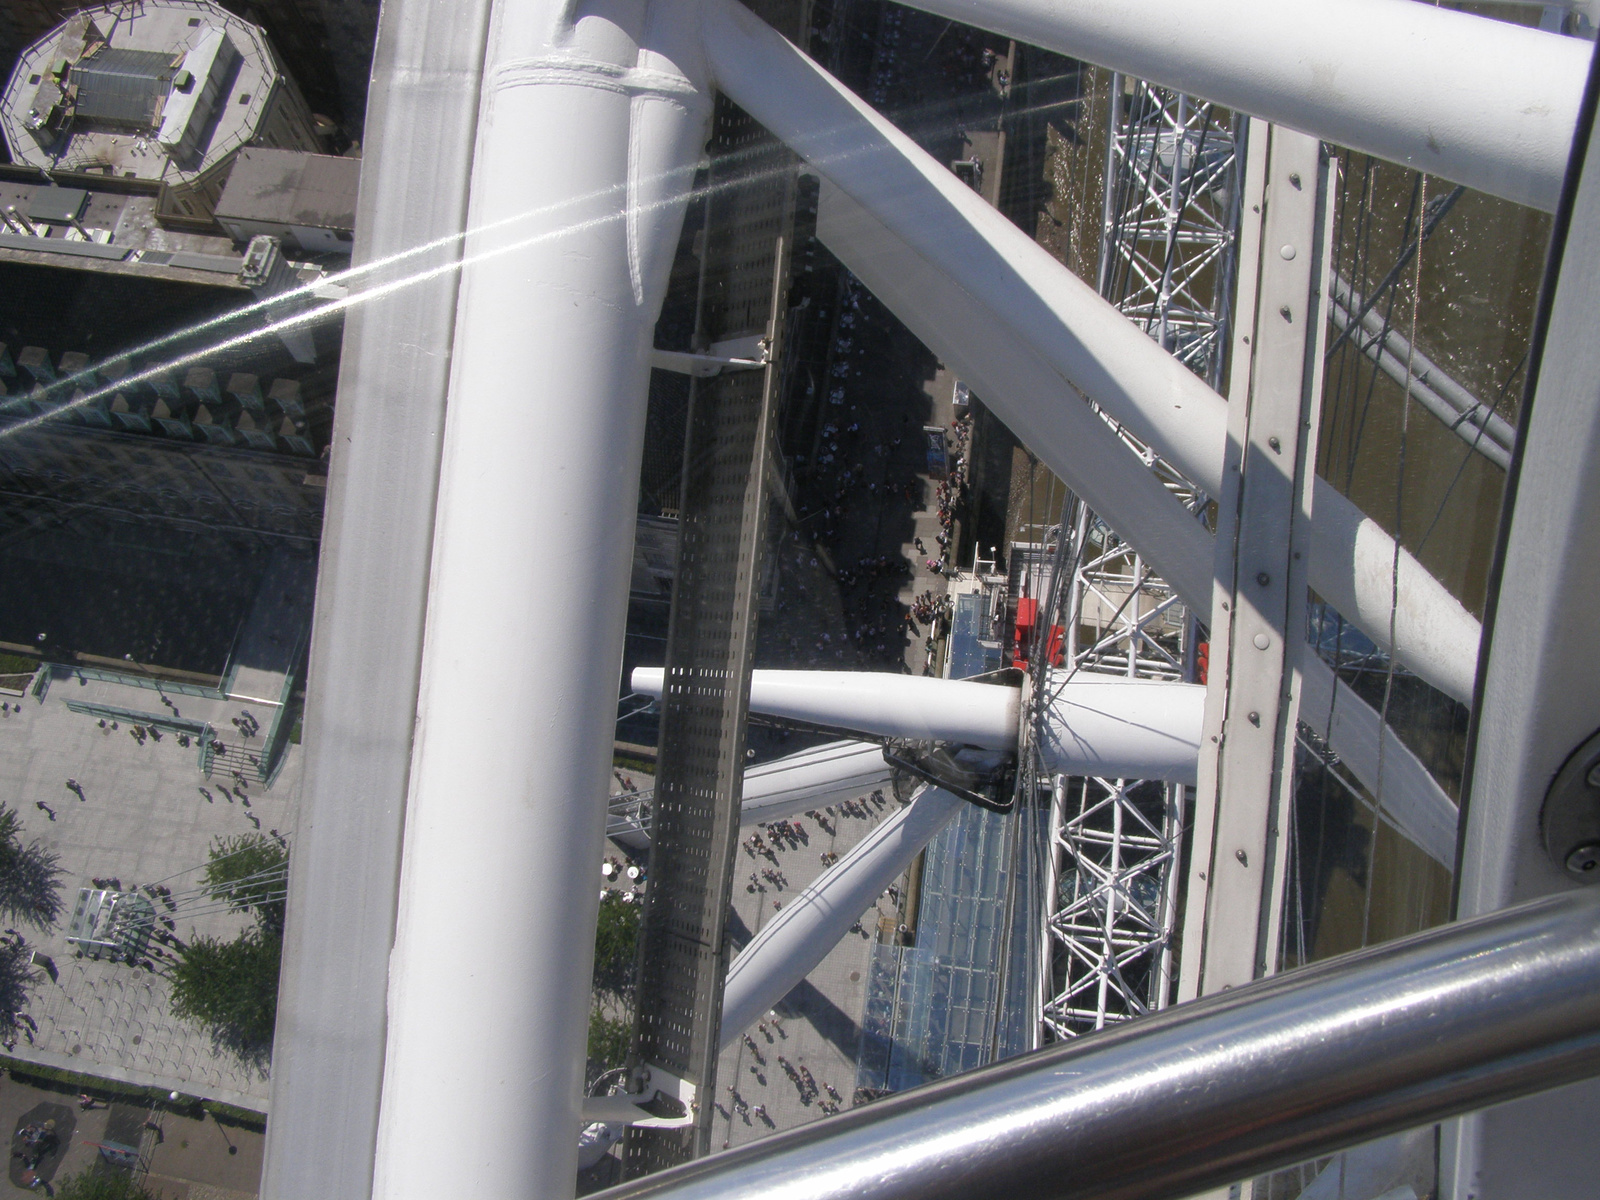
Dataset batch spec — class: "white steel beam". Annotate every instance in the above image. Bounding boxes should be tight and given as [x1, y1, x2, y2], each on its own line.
[1180, 125, 1331, 1000]
[1039, 677, 1204, 785]
[739, 740, 896, 824]
[703, 8, 1479, 704]
[634, 667, 1204, 781]
[371, 3, 711, 1197]
[812, 171, 1478, 703]
[633, 666, 1021, 751]
[889, 0, 1586, 213]
[719, 786, 966, 1046]
[1445, 62, 1600, 1196]
[803, 179, 1457, 861]
[261, 1, 494, 1196]
[1329, 280, 1514, 471]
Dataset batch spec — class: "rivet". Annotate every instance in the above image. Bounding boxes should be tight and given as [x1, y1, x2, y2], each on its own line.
[1289, 172, 1302, 189]
[1268, 436, 1282, 452]
[1256, 571, 1270, 586]
[1279, 305, 1293, 322]
[1253, 633, 1270, 650]
[1279, 244, 1297, 261]
[1247, 711, 1261, 726]
[1235, 848, 1249, 867]
[1566, 843, 1600, 878]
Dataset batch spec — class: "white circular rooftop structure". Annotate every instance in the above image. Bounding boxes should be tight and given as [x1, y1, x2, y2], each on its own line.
[0, 0, 317, 204]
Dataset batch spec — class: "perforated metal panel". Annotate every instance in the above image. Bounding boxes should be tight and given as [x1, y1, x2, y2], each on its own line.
[626, 92, 796, 1173]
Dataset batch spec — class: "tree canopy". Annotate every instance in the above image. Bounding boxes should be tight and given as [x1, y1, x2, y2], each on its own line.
[168, 925, 281, 1061]
[169, 835, 289, 1062]
[592, 892, 640, 1002]
[200, 834, 287, 933]
[0, 803, 62, 930]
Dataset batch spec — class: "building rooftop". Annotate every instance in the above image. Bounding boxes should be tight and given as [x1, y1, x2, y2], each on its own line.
[214, 148, 359, 234]
[0, 2, 299, 191]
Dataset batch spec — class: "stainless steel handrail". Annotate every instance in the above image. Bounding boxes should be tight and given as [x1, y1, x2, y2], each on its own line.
[598, 889, 1600, 1200]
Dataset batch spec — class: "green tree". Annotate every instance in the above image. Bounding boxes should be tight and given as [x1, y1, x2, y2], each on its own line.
[201, 834, 287, 933]
[592, 892, 640, 1002]
[49, 1166, 156, 1200]
[0, 937, 38, 1046]
[587, 1010, 631, 1079]
[0, 803, 62, 929]
[168, 925, 281, 1061]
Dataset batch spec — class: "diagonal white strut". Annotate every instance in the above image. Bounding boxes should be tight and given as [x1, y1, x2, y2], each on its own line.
[720, 786, 967, 1048]
[703, 0, 1480, 709]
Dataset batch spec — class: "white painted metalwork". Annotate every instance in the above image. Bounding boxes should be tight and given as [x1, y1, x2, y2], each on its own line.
[1329, 276, 1515, 470]
[605, 739, 894, 847]
[633, 666, 1202, 781]
[1098, 80, 1243, 392]
[371, 4, 713, 1197]
[738, 740, 896, 824]
[719, 786, 967, 1047]
[632, 666, 1021, 750]
[277, 0, 1600, 1194]
[1444, 66, 1600, 1193]
[891, 0, 1587, 211]
[1042, 774, 1185, 1038]
[1036, 84, 1239, 1045]
[1062, 514, 1189, 682]
[774, 46, 1480, 704]
[1180, 125, 1331, 999]
[261, 1, 494, 1195]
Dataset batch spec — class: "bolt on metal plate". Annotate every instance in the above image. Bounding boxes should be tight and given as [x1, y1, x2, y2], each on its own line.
[1541, 726, 1600, 882]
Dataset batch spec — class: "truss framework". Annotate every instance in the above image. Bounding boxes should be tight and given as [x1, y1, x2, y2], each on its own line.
[1099, 79, 1245, 392]
[1042, 774, 1183, 1037]
[1038, 79, 1243, 1041]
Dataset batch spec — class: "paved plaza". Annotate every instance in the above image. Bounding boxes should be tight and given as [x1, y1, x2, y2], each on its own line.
[0, 1069, 262, 1198]
[0, 665, 301, 1109]
[710, 788, 907, 1150]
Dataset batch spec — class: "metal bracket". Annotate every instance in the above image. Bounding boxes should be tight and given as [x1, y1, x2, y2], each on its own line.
[650, 334, 770, 378]
[626, 1064, 697, 1129]
[881, 742, 1015, 813]
[1541, 727, 1600, 881]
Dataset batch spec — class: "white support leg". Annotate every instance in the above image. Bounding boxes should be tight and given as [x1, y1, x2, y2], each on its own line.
[720, 786, 966, 1046]
[372, 4, 711, 1197]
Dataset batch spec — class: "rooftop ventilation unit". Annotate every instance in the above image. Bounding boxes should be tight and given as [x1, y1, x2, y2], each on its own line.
[72, 47, 175, 129]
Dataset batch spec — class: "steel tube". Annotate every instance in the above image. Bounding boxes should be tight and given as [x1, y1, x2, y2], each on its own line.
[739, 739, 895, 824]
[261, 1, 493, 1196]
[372, 3, 710, 1197]
[890, 0, 1586, 213]
[1329, 278, 1515, 469]
[633, 667, 1022, 751]
[720, 786, 965, 1046]
[598, 889, 1600, 1200]
[1041, 673, 1204, 785]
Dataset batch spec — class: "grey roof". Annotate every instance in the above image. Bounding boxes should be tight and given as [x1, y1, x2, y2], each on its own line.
[72, 47, 174, 129]
[215, 148, 360, 231]
[0, 232, 130, 261]
[27, 186, 89, 224]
